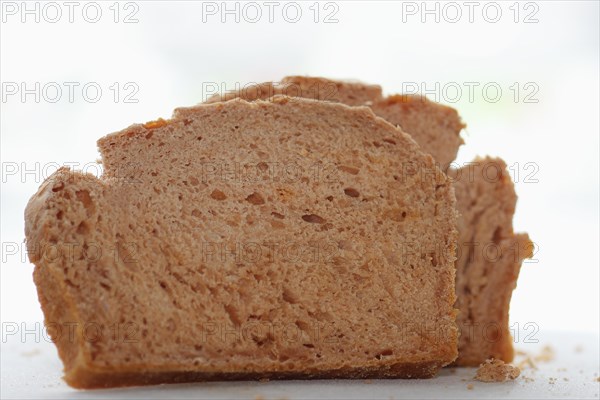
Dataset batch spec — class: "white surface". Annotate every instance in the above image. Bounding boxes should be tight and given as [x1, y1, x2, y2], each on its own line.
[1, 330, 598, 399]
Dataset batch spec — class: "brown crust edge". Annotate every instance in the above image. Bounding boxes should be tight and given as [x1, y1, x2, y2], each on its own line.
[65, 361, 443, 389]
[26, 169, 91, 379]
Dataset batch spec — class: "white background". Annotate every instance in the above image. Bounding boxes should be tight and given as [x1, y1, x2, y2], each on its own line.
[1, 0, 599, 393]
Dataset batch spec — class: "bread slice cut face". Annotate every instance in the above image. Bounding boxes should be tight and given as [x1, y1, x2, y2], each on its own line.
[25, 96, 458, 388]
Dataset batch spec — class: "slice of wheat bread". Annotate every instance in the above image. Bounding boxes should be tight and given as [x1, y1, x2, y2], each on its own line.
[206, 76, 465, 167]
[25, 96, 459, 388]
[448, 158, 532, 366]
[207, 77, 531, 366]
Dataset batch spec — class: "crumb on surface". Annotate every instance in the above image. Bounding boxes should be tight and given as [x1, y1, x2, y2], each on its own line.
[516, 356, 538, 370]
[467, 383, 474, 390]
[534, 346, 555, 363]
[475, 359, 521, 382]
[20, 349, 41, 357]
[522, 375, 535, 383]
[364, 379, 373, 384]
[515, 345, 556, 371]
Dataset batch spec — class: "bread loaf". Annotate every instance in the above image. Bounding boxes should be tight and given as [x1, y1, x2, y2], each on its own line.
[25, 96, 459, 388]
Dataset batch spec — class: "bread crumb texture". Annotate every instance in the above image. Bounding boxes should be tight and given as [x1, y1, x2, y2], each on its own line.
[475, 359, 520, 382]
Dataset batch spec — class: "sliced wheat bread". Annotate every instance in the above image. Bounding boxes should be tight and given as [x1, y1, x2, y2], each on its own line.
[25, 96, 459, 388]
[208, 77, 531, 366]
[448, 158, 532, 366]
[206, 76, 465, 167]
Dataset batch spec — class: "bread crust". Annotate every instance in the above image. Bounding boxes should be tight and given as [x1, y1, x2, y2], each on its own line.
[64, 361, 443, 389]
